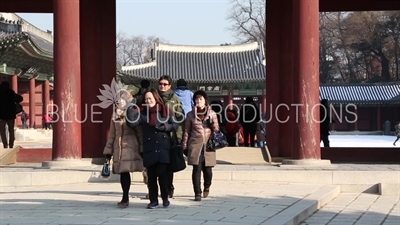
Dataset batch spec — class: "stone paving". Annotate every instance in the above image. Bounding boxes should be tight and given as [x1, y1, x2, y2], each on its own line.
[301, 193, 400, 225]
[0, 180, 327, 225]
[1, 163, 399, 172]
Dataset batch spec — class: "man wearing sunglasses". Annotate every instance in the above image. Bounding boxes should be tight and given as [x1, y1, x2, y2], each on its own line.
[158, 75, 184, 198]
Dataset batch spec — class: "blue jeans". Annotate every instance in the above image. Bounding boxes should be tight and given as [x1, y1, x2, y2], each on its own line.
[255, 141, 265, 148]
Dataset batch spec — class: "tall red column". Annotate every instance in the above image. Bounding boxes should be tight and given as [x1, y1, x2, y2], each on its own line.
[43, 80, 50, 116]
[291, 0, 321, 160]
[11, 74, 18, 93]
[100, 0, 116, 152]
[52, 0, 82, 159]
[279, 0, 294, 158]
[265, 0, 282, 156]
[80, 0, 104, 158]
[29, 78, 36, 128]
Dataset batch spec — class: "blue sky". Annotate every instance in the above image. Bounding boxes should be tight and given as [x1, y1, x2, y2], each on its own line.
[17, 0, 236, 45]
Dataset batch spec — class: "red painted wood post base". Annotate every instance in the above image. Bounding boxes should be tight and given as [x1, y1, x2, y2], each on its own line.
[29, 78, 36, 128]
[282, 0, 330, 165]
[51, 0, 82, 161]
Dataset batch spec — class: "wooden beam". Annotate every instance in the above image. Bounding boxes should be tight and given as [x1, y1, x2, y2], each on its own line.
[0, 0, 52, 13]
[320, 0, 400, 12]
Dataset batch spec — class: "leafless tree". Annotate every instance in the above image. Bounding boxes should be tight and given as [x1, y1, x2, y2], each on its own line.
[116, 32, 167, 69]
[226, 0, 265, 45]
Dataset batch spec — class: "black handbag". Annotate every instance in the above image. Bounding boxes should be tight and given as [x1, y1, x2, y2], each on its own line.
[167, 129, 186, 173]
[207, 130, 229, 150]
[101, 160, 110, 177]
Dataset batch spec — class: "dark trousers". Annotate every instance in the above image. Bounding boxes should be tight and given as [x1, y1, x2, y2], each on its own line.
[321, 134, 330, 147]
[147, 162, 168, 203]
[394, 137, 400, 145]
[120, 172, 131, 203]
[22, 121, 28, 129]
[167, 172, 174, 193]
[243, 126, 256, 147]
[0, 119, 15, 148]
[227, 137, 237, 146]
[192, 161, 213, 195]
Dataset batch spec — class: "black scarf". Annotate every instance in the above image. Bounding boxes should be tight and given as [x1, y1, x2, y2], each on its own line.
[158, 89, 175, 102]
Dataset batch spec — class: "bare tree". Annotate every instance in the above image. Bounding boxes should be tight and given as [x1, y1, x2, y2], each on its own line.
[116, 32, 167, 69]
[226, 0, 265, 45]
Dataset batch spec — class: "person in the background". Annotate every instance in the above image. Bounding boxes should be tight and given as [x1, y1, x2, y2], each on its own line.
[0, 81, 23, 149]
[320, 99, 334, 147]
[239, 97, 260, 147]
[43, 113, 52, 130]
[21, 109, 29, 129]
[157, 75, 184, 198]
[394, 121, 400, 146]
[134, 79, 150, 106]
[103, 89, 144, 208]
[174, 78, 193, 118]
[255, 119, 266, 147]
[225, 111, 240, 146]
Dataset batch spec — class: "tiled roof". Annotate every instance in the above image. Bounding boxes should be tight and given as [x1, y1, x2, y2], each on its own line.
[120, 42, 265, 83]
[320, 82, 400, 104]
[0, 31, 53, 54]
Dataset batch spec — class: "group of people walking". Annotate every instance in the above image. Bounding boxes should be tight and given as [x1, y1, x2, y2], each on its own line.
[103, 75, 220, 209]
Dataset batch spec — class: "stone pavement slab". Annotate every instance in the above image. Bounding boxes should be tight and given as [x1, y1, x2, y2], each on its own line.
[301, 193, 400, 225]
[0, 180, 336, 225]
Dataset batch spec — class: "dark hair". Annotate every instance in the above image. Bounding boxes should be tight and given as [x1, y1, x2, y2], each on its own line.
[140, 79, 150, 89]
[0, 81, 11, 90]
[159, 75, 172, 85]
[144, 88, 164, 105]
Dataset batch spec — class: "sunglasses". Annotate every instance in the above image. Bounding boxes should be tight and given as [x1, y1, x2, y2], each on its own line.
[159, 83, 169, 86]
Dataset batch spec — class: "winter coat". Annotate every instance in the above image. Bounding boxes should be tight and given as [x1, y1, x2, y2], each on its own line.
[103, 110, 144, 174]
[159, 89, 185, 140]
[174, 86, 194, 118]
[126, 106, 179, 168]
[255, 120, 266, 142]
[395, 124, 400, 137]
[0, 89, 23, 120]
[182, 106, 220, 167]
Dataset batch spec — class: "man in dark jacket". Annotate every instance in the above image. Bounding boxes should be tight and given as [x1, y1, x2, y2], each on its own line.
[320, 99, 334, 147]
[0, 81, 23, 148]
[134, 79, 150, 106]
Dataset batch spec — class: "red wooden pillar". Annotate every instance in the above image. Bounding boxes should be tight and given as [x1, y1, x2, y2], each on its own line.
[291, 0, 320, 160]
[52, 0, 82, 159]
[43, 80, 50, 116]
[279, 0, 293, 158]
[80, 0, 104, 158]
[100, 0, 116, 151]
[11, 74, 18, 93]
[377, 105, 381, 131]
[265, 0, 282, 157]
[262, 92, 266, 115]
[29, 78, 36, 128]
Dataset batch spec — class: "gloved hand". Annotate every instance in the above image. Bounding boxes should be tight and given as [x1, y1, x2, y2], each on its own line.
[105, 154, 112, 160]
[155, 122, 166, 131]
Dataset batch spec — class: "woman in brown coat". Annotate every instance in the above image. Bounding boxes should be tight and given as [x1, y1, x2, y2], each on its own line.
[103, 89, 144, 208]
[182, 90, 219, 201]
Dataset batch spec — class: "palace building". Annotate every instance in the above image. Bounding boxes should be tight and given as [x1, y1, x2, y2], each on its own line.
[119, 42, 400, 132]
[0, 13, 53, 129]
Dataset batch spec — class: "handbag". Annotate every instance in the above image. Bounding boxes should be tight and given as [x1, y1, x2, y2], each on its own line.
[207, 130, 229, 150]
[167, 128, 186, 173]
[101, 160, 110, 177]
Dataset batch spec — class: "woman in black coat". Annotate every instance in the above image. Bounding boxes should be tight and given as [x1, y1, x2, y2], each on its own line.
[127, 88, 178, 209]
